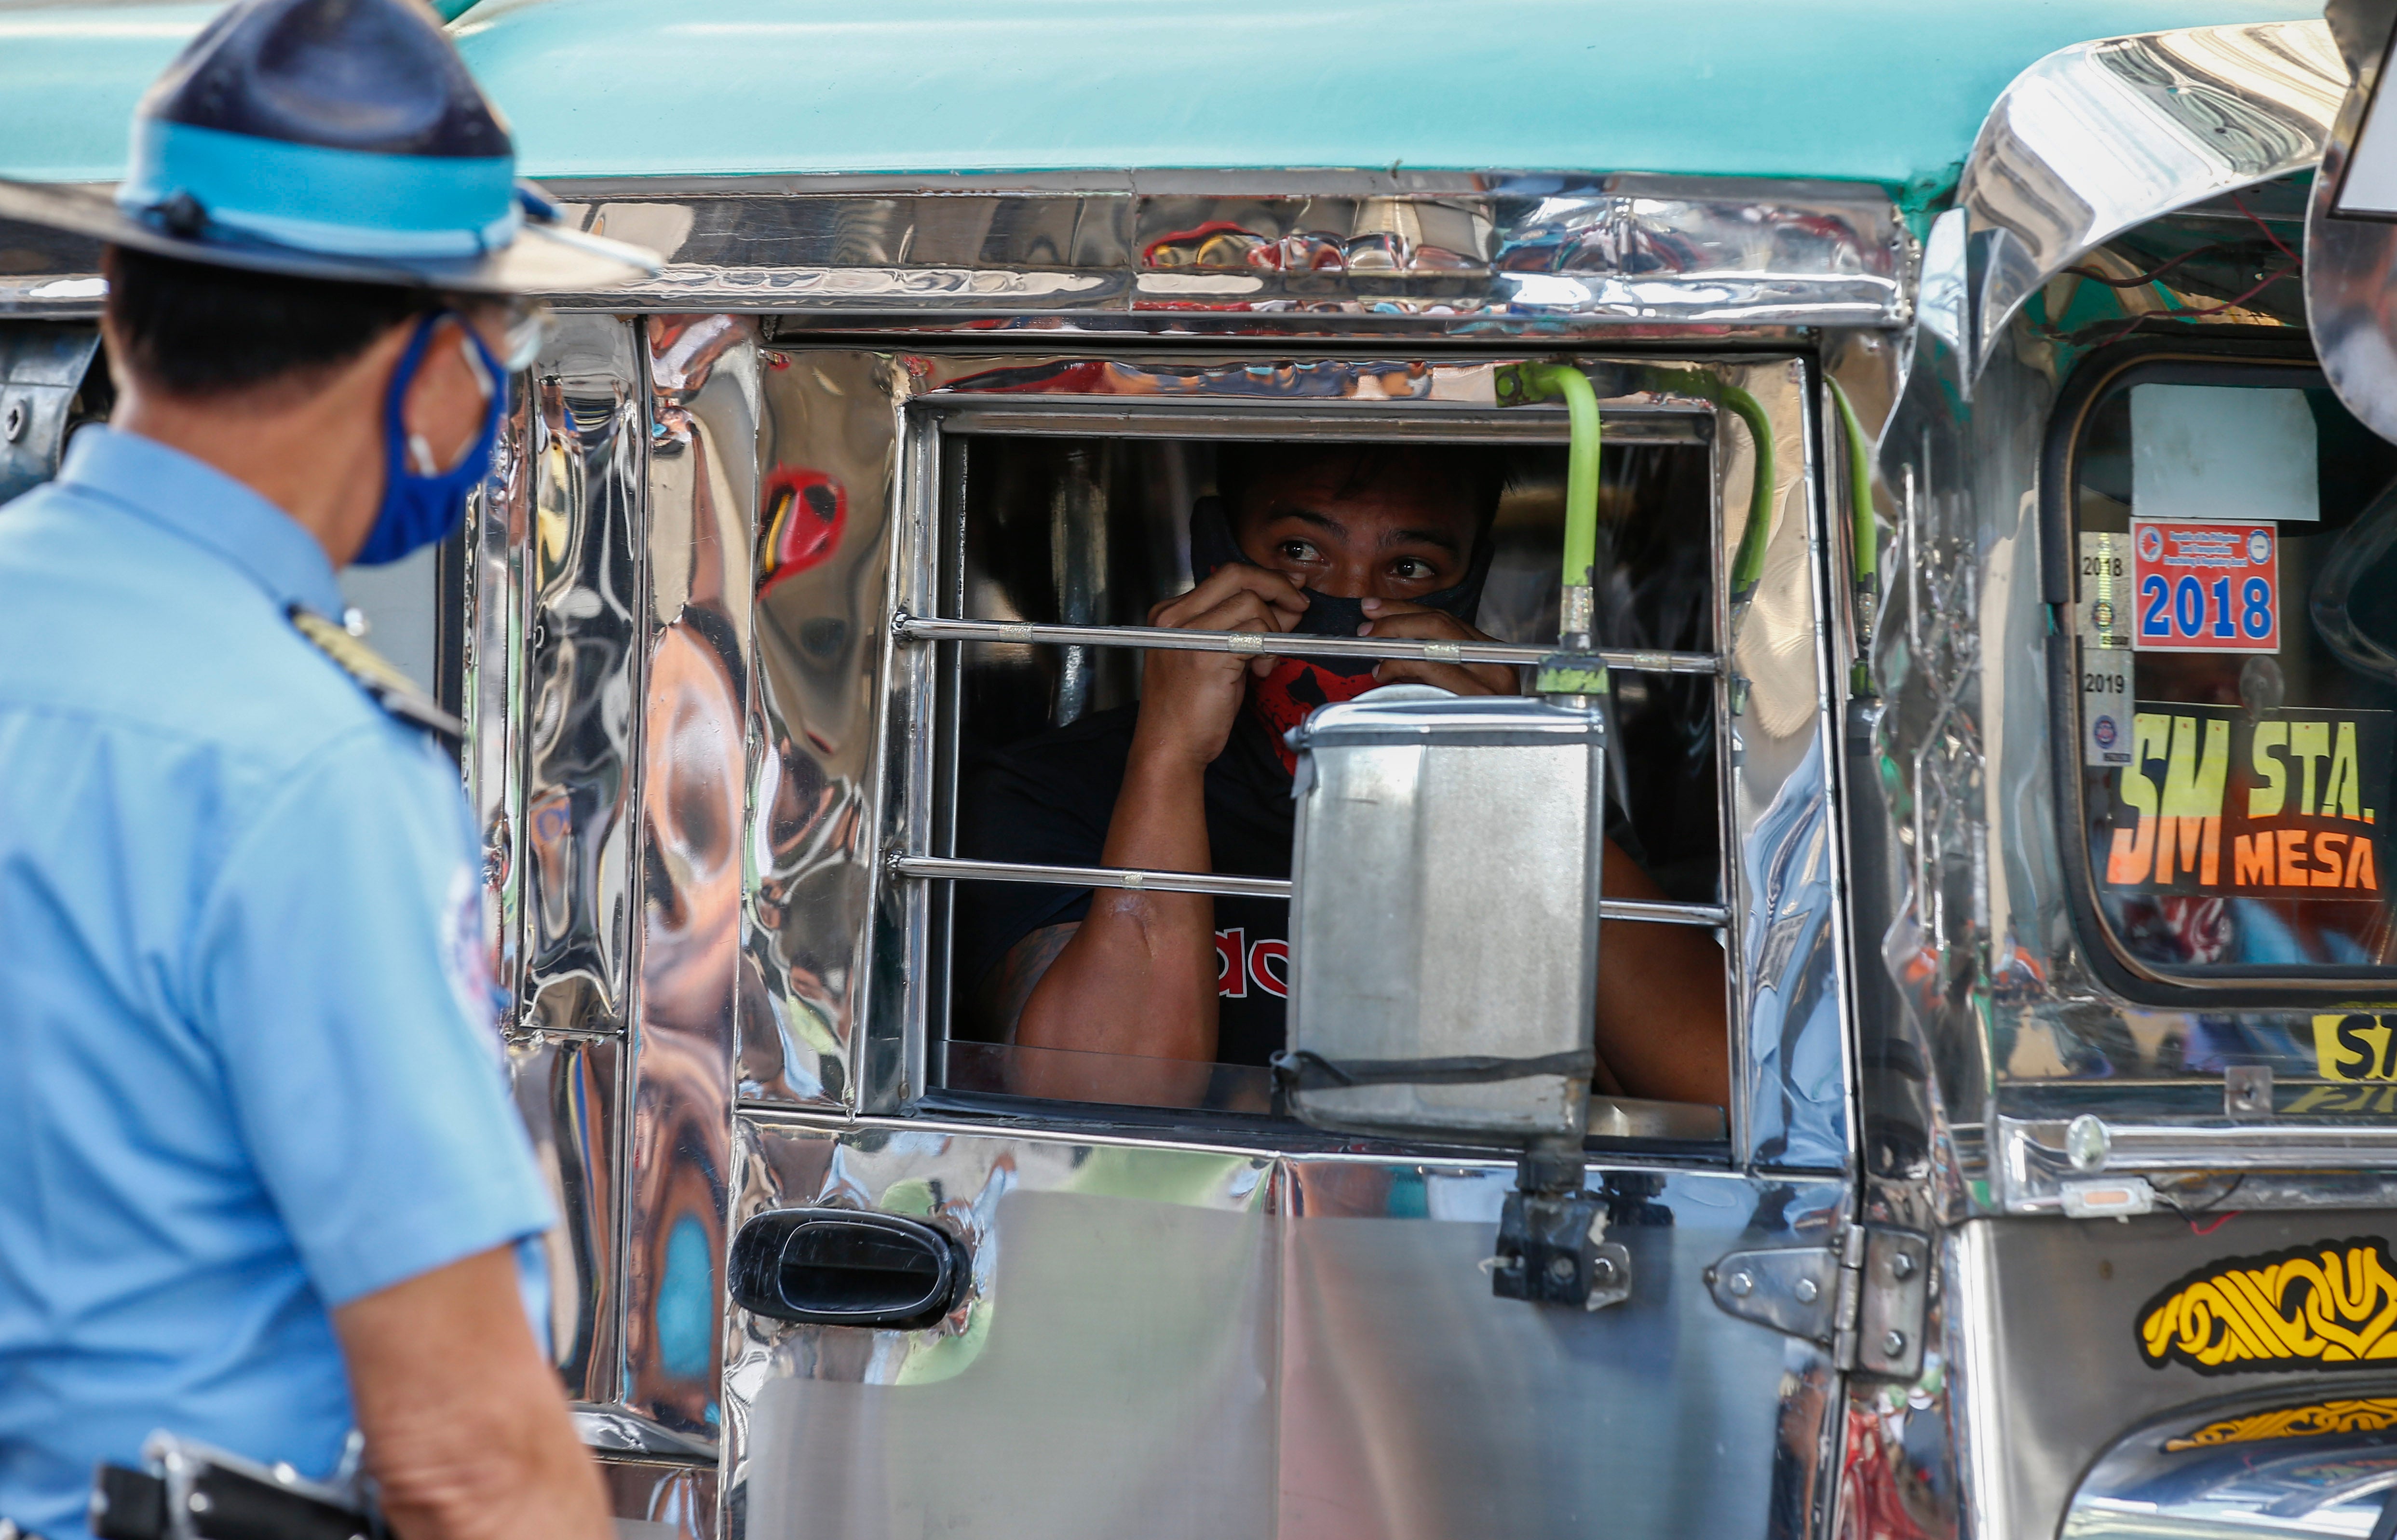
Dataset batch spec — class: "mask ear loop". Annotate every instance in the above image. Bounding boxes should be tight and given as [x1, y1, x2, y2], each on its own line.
[393, 311, 501, 478]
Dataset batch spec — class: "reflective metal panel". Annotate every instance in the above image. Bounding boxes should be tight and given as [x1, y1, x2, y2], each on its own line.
[2062, 1378, 2397, 1539]
[1277, 1161, 1846, 1540]
[506, 1034, 624, 1403]
[1719, 357, 1847, 1171]
[2306, 23, 2397, 445]
[598, 1458, 719, 1540]
[1946, 1214, 2397, 1540]
[0, 176, 1903, 337]
[741, 351, 904, 1107]
[724, 1114, 1844, 1540]
[619, 318, 758, 1440]
[725, 1117, 1276, 1540]
[521, 316, 646, 1037]
[1955, 22, 2342, 376]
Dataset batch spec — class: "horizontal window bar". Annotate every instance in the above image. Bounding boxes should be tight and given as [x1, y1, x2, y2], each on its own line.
[890, 854, 1729, 927]
[893, 613, 1723, 676]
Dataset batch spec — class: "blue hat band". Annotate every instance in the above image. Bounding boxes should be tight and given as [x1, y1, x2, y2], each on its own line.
[118, 118, 519, 260]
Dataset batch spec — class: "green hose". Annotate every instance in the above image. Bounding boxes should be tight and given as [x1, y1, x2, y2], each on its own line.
[1827, 377, 1877, 594]
[1521, 362, 1602, 593]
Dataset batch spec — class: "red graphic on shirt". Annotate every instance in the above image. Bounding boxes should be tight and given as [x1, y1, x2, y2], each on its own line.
[1247, 938, 1289, 999]
[1214, 927, 1247, 998]
[1214, 928, 1287, 999]
[1249, 661, 1378, 774]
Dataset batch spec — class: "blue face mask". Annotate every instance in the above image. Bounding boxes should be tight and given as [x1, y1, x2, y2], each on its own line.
[352, 310, 504, 567]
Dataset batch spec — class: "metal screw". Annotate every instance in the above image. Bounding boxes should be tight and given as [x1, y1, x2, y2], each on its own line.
[1, 399, 24, 443]
[1590, 1255, 1619, 1285]
[1727, 1270, 1755, 1297]
[188, 1493, 212, 1515]
[1547, 1256, 1576, 1281]
[1890, 1252, 1919, 1282]
[1793, 1277, 1820, 1304]
[1882, 1329, 1909, 1357]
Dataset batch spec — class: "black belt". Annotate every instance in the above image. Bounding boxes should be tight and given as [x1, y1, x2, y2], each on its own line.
[92, 1434, 383, 1540]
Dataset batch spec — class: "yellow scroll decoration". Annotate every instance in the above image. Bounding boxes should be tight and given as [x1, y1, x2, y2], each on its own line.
[2164, 1398, 2397, 1451]
[2140, 1241, 2397, 1374]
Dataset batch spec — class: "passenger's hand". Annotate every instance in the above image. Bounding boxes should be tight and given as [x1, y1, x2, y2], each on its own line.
[1358, 598, 1518, 695]
[1132, 565, 1309, 769]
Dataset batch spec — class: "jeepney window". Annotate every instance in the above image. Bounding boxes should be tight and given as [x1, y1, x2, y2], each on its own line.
[919, 432, 1725, 1119]
[2060, 350, 2397, 996]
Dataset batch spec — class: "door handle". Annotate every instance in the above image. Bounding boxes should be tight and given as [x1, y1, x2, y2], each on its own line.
[728, 1208, 967, 1329]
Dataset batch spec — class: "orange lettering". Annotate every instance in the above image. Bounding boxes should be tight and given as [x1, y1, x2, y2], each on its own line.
[2109, 819, 2158, 884]
[2280, 828, 2311, 887]
[2235, 834, 2275, 887]
[2316, 833, 2349, 887]
[2351, 837, 2381, 892]
[2199, 816, 2221, 885]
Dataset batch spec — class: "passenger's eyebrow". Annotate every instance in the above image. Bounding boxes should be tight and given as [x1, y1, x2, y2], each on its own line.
[1381, 525, 1462, 555]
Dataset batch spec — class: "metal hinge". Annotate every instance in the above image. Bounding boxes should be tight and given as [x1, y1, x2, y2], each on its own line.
[1704, 1222, 1929, 1379]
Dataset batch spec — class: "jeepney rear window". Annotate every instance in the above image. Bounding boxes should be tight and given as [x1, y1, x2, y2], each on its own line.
[2060, 350, 2397, 994]
[921, 431, 1726, 1118]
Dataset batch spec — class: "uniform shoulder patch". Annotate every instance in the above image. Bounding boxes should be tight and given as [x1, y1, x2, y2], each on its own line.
[289, 606, 464, 743]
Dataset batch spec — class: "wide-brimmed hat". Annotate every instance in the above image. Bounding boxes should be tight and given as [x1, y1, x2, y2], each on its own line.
[0, 0, 658, 293]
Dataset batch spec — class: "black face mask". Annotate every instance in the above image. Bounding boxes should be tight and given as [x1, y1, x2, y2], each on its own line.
[1187, 494, 1494, 676]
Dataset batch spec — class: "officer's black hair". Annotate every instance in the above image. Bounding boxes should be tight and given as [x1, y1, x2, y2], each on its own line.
[1215, 441, 1510, 534]
[103, 244, 447, 399]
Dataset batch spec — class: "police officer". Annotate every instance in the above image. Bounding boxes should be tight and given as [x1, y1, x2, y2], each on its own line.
[0, 1, 657, 1538]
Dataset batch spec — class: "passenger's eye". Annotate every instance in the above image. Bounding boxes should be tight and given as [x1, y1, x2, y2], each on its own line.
[1277, 540, 1319, 564]
[1392, 557, 1435, 581]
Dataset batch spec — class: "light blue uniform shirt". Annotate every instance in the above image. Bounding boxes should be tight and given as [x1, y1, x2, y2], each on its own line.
[0, 429, 555, 1540]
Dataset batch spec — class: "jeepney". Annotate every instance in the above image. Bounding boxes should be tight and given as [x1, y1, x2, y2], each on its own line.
[12, 1, 2397, 1536]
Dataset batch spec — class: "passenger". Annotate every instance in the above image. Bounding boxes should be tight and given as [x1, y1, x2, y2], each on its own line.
[956, 443, 1730, 1107]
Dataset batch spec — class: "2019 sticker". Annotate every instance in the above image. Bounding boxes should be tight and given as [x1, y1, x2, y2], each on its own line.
[2131, 520, 2279, 653]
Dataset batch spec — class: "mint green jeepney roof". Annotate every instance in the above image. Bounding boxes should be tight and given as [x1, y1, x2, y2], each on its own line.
[0, 0, 2324, 211]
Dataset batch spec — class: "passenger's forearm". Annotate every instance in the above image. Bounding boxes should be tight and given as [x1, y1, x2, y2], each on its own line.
[1016, 751, 1219, 1062]
[1593, 843, 1732, 1107]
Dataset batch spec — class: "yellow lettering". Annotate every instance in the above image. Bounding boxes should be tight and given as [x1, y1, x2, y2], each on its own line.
[2328, 722, 2365, 821]
[2235, 835, 2275, 886]
[2292, 720, 2332, 815]
[2110, 713, 2169, 883]
[2251, 720, 2290, 817]
[2162, 716, 2230, 883]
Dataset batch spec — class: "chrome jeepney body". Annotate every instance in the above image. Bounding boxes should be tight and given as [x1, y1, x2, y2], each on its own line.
[13, 3, 2397, 1537]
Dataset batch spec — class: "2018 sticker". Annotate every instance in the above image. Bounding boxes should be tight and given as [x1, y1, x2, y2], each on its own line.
[2139, 1239, 2397, 1374]
[2131, 520, 2279, 653]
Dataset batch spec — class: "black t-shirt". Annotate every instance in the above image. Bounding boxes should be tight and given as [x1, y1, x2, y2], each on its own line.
[954, 703, 1296, 1067]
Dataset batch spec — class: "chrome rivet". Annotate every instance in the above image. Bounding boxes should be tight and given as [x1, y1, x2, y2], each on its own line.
[1728, 1270, 1755, 1297]
[188, 1493, 212, 1515]
[1, 399, 24, 443]
[1882, 1329, 1909, 1357]
[2066, 1114, 2110, 1173]
[1891, 1252, 1919, 1282]
[1793, 1277, 1820, 1304]
[1591, 1256, 1619, 1285]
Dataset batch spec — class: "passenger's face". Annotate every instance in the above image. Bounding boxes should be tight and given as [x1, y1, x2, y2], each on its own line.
[1232, 462, 1478, 600]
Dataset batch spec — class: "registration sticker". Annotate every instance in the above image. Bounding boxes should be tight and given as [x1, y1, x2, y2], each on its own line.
[2132, 520, 2279, 652]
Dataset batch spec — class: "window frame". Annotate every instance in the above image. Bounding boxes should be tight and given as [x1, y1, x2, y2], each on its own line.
[883, 390, 1740, 1147]
[2044, 333, 2397, 1007]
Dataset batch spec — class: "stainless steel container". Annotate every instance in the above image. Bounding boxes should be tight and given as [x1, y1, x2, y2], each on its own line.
[1285, 686, 1606, 1143]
